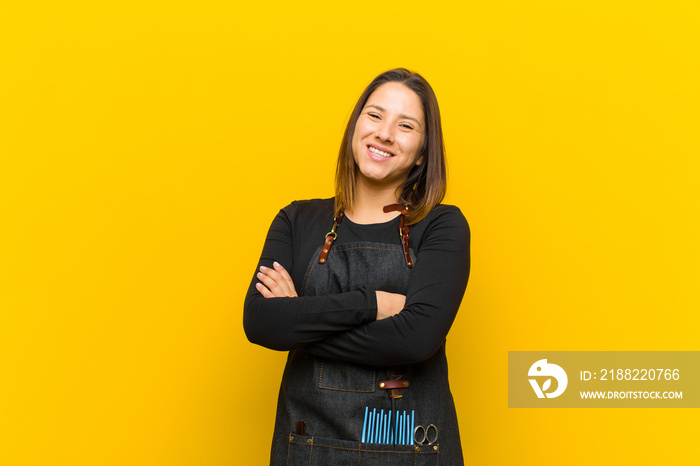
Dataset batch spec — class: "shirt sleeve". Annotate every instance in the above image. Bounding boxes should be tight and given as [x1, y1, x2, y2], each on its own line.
[243, 203, 378, 351]
[298, 207, 470, 366]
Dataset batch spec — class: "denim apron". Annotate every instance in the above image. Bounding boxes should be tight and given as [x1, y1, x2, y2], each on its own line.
[270, 240, 464, 465]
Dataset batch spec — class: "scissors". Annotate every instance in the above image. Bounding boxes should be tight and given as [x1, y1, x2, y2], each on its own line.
[414, 423, 438, 445]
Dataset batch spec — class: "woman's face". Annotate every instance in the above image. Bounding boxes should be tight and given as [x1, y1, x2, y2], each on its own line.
[351, 82, 426, 188]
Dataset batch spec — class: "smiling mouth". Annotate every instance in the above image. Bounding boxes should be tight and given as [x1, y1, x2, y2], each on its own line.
[368, 146, 393, 158]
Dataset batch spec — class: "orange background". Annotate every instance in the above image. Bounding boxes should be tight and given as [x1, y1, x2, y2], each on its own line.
[1, 1, 698, 464]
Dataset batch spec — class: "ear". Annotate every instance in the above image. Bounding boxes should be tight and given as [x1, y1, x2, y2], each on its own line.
[415, 155, 424, 166]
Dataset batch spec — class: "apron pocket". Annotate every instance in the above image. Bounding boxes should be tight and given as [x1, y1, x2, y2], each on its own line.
[318, 359, 376, 393]
[287, 434, 439, 466]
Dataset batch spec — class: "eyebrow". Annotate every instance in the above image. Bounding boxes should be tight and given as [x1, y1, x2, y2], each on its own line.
[365, 104, 423, 129]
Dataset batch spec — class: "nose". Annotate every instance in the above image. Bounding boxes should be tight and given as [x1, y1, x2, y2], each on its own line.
[375, 120, 394, 143]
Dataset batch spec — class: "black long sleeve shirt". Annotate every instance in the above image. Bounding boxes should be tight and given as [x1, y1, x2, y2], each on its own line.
[243, 198, 470, 366]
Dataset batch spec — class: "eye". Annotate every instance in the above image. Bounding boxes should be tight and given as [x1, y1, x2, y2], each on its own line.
[368, 112, 381, 120]
[400, 123, 414, 130]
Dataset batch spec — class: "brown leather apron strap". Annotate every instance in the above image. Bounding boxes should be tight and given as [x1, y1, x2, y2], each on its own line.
[380, 366, 408, 399]
[318, 211, 344, 264]
[379, 380, 410, 390]
[382, 204, 414, 268]
[319, 205, 413, 268]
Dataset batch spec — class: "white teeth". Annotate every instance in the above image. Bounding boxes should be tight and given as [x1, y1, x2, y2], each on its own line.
[368, 146, 392, 157]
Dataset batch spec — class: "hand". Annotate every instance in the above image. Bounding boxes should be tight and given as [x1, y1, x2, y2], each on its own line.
[256, 261, 298, 298]
[375, 291, 406, 320]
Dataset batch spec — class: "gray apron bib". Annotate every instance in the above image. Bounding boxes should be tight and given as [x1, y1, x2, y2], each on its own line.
[270, 241, 463, 465]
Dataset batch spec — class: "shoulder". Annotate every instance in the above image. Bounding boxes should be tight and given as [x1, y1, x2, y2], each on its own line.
[422, 204, 469, 233]
[278, 197, 335, 225]
[412, 204, 470, 251]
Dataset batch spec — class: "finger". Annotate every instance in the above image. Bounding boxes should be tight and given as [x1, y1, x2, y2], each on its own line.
[255, 282, 274, 298]
[257, 271, 286, 297]
[273, 261, 298, 297]
[258, 267, 293, 297]
[261, 264, 297, 297]
[258, 266, 290, 295]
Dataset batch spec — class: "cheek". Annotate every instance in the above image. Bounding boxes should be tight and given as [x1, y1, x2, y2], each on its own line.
[351, 123, 366, 146]
[351, 134, 361, 159]
[402, 135, 423, 158]
[352, 122, 370, 143]
[349, 127, 358, 146]
[418, 136, 426, 156]
[350, 131, 362, 161]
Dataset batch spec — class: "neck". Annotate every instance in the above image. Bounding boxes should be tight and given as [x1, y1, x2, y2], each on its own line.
[346, 178, 403, 224]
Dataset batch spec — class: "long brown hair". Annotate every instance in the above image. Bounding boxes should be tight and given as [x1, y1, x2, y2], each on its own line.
[334, 68, 447, 225]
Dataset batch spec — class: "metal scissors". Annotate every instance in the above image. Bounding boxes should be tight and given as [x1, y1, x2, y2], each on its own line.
[414, 423, 438, 445]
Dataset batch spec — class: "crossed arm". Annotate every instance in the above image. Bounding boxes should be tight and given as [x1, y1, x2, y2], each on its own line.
[243, 205, 470, 366]
[256, 262, 407, 320]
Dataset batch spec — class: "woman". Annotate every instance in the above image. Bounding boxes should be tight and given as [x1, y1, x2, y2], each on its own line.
[244, 68, 470, 465]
